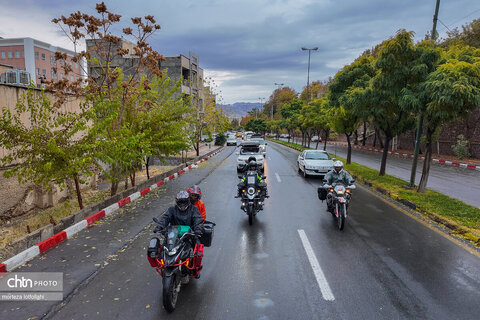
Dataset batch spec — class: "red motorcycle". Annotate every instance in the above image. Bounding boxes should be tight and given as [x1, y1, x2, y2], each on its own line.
[147, 217, 214, 312]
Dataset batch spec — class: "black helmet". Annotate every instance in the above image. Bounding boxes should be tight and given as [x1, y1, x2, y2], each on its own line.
[175, 190, 190, 211]
[187, 185, 202, 203]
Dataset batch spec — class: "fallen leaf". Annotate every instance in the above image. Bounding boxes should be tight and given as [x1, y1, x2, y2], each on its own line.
[145, 304, 150, 309]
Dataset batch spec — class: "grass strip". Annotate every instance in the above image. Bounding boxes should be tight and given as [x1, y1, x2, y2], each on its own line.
[267, 138, 480, 245]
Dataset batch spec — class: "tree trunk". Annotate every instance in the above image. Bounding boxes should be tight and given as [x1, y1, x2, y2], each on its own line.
[354, 129, 358, 145]
[196, 138, 200, 156]
[379, 135, 391, 176]
[110, 181, 119, 196]
[373, 131, 377, 147]
[346, 133, 352, 164]
[124, 175, 129, 190]
[378, 131, 384, 149]
[130, 170, 135, 187]
[417, 129, 434, 193]
[73, 174, 84, 209]
[146, 157, 150, 180]
[323, 129, 329, 151]
[362, 122, 367, 146]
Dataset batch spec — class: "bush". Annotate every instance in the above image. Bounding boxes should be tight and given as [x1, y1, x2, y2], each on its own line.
[215, 133, 226, 146]
[451, 134, 471, 159]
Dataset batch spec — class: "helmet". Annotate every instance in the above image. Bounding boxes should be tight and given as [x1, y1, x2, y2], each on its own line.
[187, 185, 202, 203]
[175, 190, 190, 211]
[333, 160, 343, 173]
[248, 159, 257, 171]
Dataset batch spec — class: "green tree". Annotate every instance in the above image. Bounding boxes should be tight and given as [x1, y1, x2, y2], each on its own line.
[280, 99, 303, 143]
[0, 88, 93, 209]
[363, 30, 418, 175]
[245, 119, 267, 133]
[417, 45, 480, 192]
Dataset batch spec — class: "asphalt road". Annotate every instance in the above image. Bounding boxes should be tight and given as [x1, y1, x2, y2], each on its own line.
[2, 143, 480, 319]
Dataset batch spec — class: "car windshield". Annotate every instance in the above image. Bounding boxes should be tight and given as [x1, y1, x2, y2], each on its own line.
[240, 147, 260, 154]
[251, 139, 265, 145]
[305, 152, 330, 160]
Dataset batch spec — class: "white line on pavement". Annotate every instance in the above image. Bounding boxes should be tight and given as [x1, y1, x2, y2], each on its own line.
[275, 173, 282, 183]
[297, 229, 335, 301]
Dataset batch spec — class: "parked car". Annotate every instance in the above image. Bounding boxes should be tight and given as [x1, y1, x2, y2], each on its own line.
[236, 141, 265, 173]
[297, 150, 334, 178]
[226, 137, 238, 146]
[280, 133, 290, 138]
[311, 135, 321, 142]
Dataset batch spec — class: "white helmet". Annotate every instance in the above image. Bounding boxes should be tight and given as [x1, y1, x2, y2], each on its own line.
[333, 160, 343, 173]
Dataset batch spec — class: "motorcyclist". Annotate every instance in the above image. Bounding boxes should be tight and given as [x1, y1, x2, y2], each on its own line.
[156, 190, 204, 239]
[323, 160, 354, 212]
[187, 185, 206, 221]
[236, 158, 268, 199]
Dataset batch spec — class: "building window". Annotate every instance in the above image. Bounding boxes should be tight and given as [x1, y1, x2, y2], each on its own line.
[36, 68, 40, 75]
[41, 53, 46, 61]
[1, 52, 4, 59]
[15, 51, 20, 58]
[59, 60, 63, 66]
[22, 51, 24, 57]
[35, 51, 39, 59]
[75, 62, 78, 69]
[8, 51, 12, 58]
[60, 73, 64, 79]
[42, 69, 46, 76]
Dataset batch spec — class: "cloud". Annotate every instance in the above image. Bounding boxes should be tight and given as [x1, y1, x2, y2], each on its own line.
[1, 0, 479, 104]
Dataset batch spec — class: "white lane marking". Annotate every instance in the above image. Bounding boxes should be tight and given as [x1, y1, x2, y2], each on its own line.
[297, 229, 335, 301]
[275, 173, 281, 183]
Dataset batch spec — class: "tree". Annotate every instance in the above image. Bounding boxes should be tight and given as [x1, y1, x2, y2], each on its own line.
[245, 119, 267, 133]
[299, 80, 329, 102]
[264, 87, 297, 119]
[442, 17, 480, 48]
[280, 99, 303, 143]
[363, 30, 418, 175]
[51, 3, 164, 195]
[328, 54, 375, 164]
[417, 45, 480, 192]
[0, 88, 93, 209]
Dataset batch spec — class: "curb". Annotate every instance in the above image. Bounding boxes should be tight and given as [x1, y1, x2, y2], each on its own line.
[268, 139, 480, 246]
[328, 142, 480, 171]
[0, 147, 226, 273]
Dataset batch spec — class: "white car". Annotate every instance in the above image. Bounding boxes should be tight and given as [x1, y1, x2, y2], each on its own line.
[250, 138, 266, 152]
[311, 135, 321, 142]
[226, 137, 237, 146]
[236, 141, 265, 173]
[297, 150, 334, 178]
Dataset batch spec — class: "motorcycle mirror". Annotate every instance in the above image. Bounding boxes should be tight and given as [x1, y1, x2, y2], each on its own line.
[262, 175, 266, 180]
[351, 179, 355, 183]
[153, 217, 160, 224]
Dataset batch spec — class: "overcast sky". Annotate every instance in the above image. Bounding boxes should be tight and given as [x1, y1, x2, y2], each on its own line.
[1, 0, 479, 104]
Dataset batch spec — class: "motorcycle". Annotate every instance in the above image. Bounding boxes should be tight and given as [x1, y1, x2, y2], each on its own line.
[147, 217, 215, 312]
[237, 171, 267, 225]
[319, 182, 355, 230]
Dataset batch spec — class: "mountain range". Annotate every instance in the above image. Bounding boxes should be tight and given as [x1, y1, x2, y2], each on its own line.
[221, 102, 263, 118]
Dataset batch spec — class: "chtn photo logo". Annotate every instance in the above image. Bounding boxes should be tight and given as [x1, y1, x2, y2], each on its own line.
[7, 275, 33, 288]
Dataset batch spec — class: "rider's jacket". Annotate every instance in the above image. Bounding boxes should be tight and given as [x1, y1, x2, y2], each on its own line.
[157, 204, 204, 234]
[193, 200, 206, 220]
[241, 171, 264, 184]
[324, 169, 354, 186]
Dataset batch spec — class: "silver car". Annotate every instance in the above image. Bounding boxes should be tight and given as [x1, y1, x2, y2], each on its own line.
[297, 150, 334, 178]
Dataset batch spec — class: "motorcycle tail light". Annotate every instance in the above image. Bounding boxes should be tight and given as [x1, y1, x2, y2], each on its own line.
[329, 188, 334, 193]
[346, 189, 351, 193]
[337, 190, 344, 195]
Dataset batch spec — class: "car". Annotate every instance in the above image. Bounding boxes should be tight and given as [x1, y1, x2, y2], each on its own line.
[226, 137, 237, 146]
[311, 135, 321, 142]
[236, 141, 265, 173]
[297, 149, 334, 178]
[280, 133, 290, 138]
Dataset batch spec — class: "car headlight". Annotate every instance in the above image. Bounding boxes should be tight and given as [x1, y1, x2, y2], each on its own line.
[305, 165, 314, 170]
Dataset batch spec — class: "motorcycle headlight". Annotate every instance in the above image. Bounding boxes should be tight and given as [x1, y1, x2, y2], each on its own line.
[247, 187, 255, 195]
[166, 245, 180, 256]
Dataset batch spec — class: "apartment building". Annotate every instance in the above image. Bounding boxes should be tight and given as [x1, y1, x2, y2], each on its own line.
[159, 52, 205, 111]
[0, 37, 83, 85]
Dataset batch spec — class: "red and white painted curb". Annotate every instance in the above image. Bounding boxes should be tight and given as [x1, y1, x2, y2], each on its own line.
[329, 142, 480, 171]
[0, 149, 224, 273]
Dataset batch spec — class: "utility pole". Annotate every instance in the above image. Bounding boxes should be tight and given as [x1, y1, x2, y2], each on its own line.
[301, 47, 318, 103]
[409, 0, 440, 188]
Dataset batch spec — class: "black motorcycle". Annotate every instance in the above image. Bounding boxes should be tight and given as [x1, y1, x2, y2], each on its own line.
[238, 171, 267, 225]
[147, 217, 215, 312]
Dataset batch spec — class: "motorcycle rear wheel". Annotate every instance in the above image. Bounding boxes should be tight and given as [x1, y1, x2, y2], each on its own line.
[163, 274, 178, 313]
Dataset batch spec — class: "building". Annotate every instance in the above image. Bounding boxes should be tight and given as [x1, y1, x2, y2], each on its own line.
[159, 52, 205, 111]
[0, 37, 83, 85]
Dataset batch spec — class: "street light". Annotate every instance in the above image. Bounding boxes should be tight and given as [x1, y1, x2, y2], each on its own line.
[301, 47, 318, 103]
[258, 97, 265, 119]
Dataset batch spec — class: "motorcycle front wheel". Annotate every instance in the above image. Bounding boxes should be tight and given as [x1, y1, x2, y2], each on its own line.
[247, 205, 254, 225]
[337, 204, 345, 230]
[162, 274, 179, 313]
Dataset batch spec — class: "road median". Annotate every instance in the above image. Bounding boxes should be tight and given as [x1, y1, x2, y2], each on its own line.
[267, 138, 480, 247]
